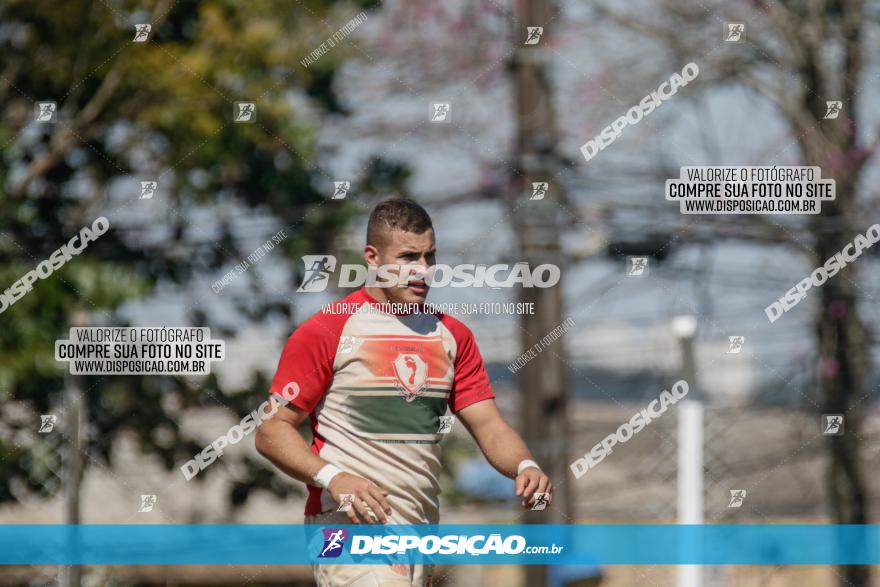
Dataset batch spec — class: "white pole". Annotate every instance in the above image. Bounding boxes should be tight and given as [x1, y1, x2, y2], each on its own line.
[677, 399, 703, 587]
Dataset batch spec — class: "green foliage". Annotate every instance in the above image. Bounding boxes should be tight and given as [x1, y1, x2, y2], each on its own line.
[0, 0, 381, 507]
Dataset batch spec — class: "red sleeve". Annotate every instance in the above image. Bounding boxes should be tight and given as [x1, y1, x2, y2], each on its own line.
[441, 315, 495, 413]
[269, 312, 346, 413]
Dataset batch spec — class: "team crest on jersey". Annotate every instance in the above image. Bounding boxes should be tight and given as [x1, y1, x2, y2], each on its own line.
[392, 353, 428, 401]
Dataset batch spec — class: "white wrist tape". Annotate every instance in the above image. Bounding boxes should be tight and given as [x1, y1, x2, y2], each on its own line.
[517, 459, 540, 475]
[313, 464, 343, 489]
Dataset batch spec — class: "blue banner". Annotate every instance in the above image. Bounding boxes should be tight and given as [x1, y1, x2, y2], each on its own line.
[2, 524, 878, 565]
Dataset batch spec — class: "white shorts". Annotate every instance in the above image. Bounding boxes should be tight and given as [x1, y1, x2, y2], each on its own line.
[306, 510, 433, 587]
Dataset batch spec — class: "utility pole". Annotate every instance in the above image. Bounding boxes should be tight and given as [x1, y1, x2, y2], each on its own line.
[511, 2, 570, 587]
[62, 310, 88, 587]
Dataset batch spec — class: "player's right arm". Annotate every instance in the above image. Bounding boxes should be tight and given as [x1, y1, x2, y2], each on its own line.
[255, 312, 391, 524]
[255, 404, 392, 524]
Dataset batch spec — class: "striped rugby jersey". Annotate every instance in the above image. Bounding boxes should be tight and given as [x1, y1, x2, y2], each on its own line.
[269, 288, 494, 524]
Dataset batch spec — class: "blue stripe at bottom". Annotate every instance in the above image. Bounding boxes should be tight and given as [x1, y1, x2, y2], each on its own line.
[1, 524, 878, 565]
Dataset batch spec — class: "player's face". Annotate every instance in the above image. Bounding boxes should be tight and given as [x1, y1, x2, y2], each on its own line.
[367, 229, 436, 304]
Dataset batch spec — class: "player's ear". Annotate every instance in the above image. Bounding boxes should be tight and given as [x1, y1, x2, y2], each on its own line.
[364, 244, 380, 266]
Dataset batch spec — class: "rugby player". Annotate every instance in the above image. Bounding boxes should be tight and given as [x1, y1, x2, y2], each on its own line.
[256, 198, 552, 586]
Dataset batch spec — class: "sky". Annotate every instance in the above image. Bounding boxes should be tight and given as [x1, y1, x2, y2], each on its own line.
[120, 0, 880, 411]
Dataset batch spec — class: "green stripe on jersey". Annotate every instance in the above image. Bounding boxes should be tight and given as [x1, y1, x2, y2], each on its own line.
[346, 395, 448, 435]
[337, 386, 449, 395]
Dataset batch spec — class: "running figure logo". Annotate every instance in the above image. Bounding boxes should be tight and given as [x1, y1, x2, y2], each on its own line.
[437, 416, 454, 434]
[338, 336, 359, 355]
[727, 336, 745, 354]
[336, 494, 355, 512]
[822, 414, 844, 435]
[524, 27, 544, 45]
[627, 257, 648, 276]
[35, 102, 57, 123]
[530, 182, 549, 201]
[430, 103, 450, 123]
[725, 23, 744, 42]
[728, 489, 747, 508]
[234, 102, 256, 123]
[319, 528, 349, 558]
[297, 255, 337, 292]
[393, 353, 428, 401]
[138, 494, 157, 512]
[824, 101, 842, 119]
[38, 415, 57, 433]
[531, 492, 549, 511]
[332, 181, 350, 200]
[140, 181, 157, 200]
[133, 24, 151, 42]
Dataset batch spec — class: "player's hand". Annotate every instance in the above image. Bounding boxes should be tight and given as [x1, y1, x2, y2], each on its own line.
[328, 472, 392, 524]
[515, 467, 552, 510]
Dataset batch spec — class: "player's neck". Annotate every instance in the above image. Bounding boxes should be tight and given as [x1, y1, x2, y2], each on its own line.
[361, 287, 422, 316]
[364, 286, 391, 304]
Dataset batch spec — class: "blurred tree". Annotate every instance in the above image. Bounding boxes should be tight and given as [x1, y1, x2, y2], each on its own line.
[594, 1, 878, 584]
[0, 0, 383, 509]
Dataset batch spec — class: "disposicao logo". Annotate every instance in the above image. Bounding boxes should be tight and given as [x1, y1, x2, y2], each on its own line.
[319, 528, 348, 558]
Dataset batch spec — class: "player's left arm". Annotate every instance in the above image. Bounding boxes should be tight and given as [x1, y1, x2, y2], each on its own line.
[457, 398, 552, 509]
